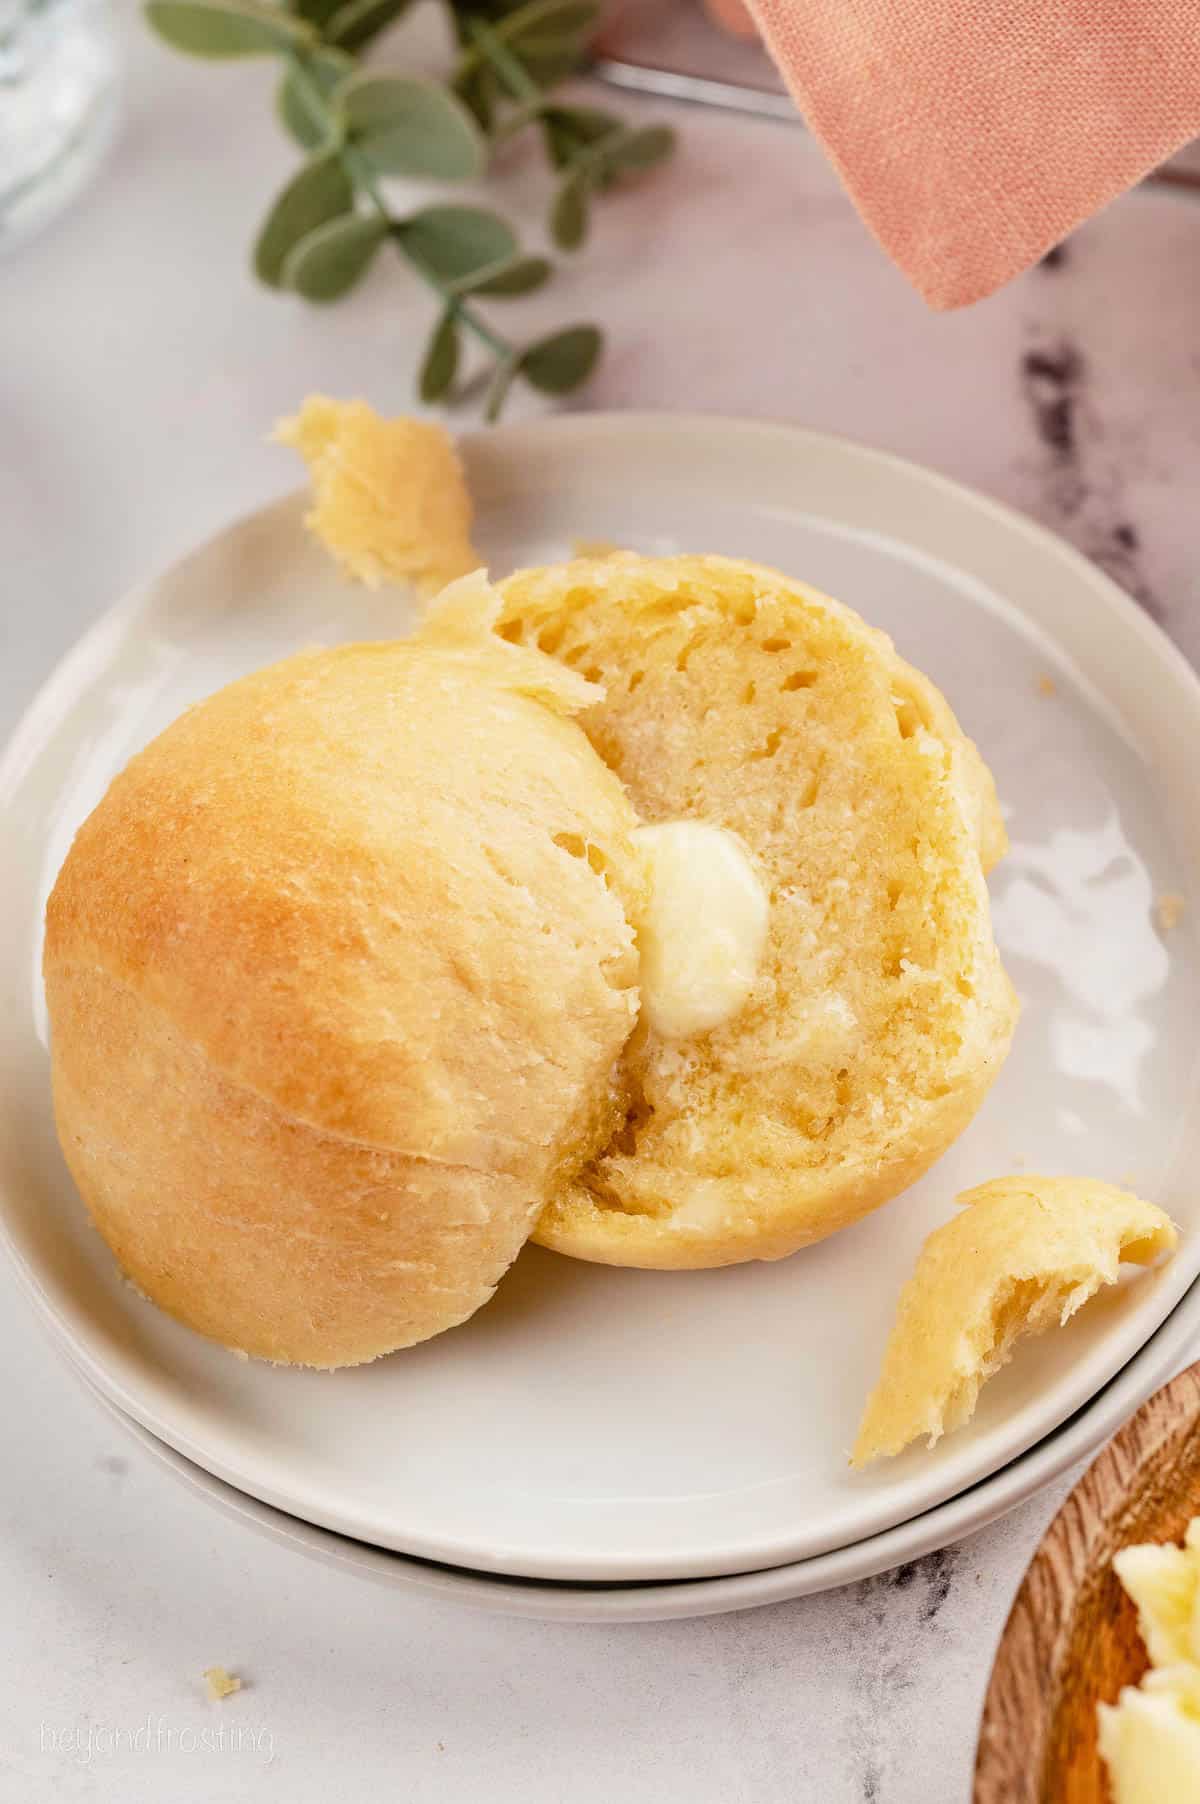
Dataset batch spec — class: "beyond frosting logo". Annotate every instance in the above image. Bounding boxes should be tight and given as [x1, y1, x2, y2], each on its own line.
[38, 1715, 275, 1766]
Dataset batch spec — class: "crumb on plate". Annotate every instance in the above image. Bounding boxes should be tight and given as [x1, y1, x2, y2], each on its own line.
[570, 538, 624, 560]
[204, 1666, 242, 1701]
[1156, 892, 1186, 935]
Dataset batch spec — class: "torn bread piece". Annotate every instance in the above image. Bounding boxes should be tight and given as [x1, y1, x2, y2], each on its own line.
[274, 396, 478, 596]
[852, 1178, 1177, 1466]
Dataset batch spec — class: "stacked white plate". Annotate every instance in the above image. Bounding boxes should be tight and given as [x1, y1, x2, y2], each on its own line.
[4, 416, 1199, 1620]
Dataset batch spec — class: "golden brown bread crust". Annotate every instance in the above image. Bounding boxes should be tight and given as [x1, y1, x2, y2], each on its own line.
[45, 634, 645, 1365]
[491, 554, 1019, 1269]
[49, 965, 551, 1365]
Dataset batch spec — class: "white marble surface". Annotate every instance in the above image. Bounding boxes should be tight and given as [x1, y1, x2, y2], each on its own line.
[4, 7, 1200, 1800]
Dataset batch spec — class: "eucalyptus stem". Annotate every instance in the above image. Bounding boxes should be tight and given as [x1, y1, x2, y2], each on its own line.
[285, 48, 519, 371]
[466, 16, 542, 107]
[451, 0, 568, 83]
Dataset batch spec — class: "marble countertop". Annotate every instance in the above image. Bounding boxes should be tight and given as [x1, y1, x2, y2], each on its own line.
[3, 8, 1200, 1800]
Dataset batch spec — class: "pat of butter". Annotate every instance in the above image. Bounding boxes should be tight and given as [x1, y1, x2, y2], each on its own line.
[1098, 1672, 1200, 1803]
[1099, 1520, 1200, 1802]
[633, 821, 768, 1040]
[1114, 1533, 1200, 1667]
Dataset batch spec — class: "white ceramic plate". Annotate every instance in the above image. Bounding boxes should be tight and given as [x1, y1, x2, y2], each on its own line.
[3, 415, 1200, 1582]
[58, 1279, 1200, 1621]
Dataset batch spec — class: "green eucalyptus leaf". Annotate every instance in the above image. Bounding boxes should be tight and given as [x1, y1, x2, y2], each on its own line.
[453, 0, 595, 82]
[339, 75, 484, 181]
[501, 0, 599, 46]
[397, 205, 518, 284]
[484, 358, 518, 424]
[474, 0, 569, 16]
[596, 123, 675, 177]
[511, 42, 580, 85]
[519, 323, 602, 394]
[276, 49, 353, 151]
[549, 166, 589, 251]
[454, 65, 497, 132]
[325, 0, 416, 52]
[517, 27, 596, 62]
[253, 150, 354, 287]
[145, 0, 315, 57]
[419, 311, 461, 404]
[544, 104, 619, 140]
[283, 211, 387, 301]
[540, 103, 618, 168]
[289, 0, 342, 25]
[462, 254, 551, 297]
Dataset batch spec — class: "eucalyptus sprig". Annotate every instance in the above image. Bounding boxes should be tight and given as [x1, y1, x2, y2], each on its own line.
[145, 0, 674, 417]
[453, 12, 673, 251]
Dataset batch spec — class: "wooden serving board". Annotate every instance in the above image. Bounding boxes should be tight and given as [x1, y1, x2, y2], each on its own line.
[975, 1360, 1200, 1803]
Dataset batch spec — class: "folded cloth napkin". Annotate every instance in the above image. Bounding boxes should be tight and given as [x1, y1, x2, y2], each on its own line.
[733, 0, 1200, 306]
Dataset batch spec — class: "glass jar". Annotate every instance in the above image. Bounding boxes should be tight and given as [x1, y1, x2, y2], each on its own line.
[0, 0, 121, 250]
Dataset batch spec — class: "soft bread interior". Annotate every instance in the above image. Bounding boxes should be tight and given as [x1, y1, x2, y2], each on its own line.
[491, 554, 1019, 1268]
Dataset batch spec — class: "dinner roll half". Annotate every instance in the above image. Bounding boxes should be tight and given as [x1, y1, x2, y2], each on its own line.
[44, 611, 645, 1365]
[494, 554, 1018, 1267]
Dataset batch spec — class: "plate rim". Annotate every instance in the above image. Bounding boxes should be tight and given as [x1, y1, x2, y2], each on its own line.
[5, 410, 1200, 1582]
[54, 1277, 1200, 1624]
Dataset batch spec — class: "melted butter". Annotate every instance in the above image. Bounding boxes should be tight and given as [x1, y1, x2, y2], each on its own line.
[634, 821, 768, 1039]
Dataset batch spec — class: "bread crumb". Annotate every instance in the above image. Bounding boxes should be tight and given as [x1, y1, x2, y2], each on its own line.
[274, 396, 478, 597]
[1036, 673, 1057, 698]
[1156, 892, 1186, 934]
[203, 1666, 241, 1701]
[571, 538, 623, 560]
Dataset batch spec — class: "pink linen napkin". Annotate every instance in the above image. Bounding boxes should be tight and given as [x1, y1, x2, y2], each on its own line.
[733, 0, 1200, 307]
